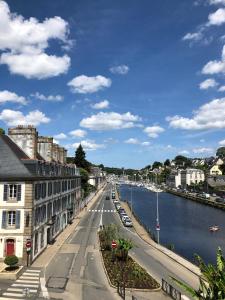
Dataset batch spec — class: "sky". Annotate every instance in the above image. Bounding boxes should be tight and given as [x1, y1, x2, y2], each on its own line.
[0, 0, 225, 168]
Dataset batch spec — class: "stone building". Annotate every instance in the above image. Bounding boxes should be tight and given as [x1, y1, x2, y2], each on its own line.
[167, 168, 205, 188]
[0, 126, 81, 265]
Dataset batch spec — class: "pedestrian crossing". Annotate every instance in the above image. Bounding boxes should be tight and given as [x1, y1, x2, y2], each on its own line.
[88, 209, 116, 213]
[0, 268, 41, 299]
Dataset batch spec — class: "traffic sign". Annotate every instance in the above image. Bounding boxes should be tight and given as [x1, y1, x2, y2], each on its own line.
[111, 240, 117, 249]
[26, 241, 31, 248]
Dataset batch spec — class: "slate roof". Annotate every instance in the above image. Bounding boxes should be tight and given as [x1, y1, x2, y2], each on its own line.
[0, 134, 32, 178]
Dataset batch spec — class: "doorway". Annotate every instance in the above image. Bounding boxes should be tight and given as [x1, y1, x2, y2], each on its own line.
[6, 239, 15, 256]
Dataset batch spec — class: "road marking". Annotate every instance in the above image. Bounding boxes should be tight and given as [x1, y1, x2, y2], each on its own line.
[0, 298, 24, 300]
[7, 288, 37, 293]
[89, 209, 116, 213]
[16, 280, 39, 284]
[19, 276, 39, 280]
[22, 272, 39, 277]
[12, 284, 39, 288]
[3, 293, 23, 298]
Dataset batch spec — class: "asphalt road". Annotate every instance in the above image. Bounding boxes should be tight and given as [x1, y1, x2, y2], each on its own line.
[102, 185, 200, 299]
[45, 184, 118, 300]
[45, 183, 199, 300]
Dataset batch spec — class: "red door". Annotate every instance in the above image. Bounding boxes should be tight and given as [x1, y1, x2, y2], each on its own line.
[6, 239, 15, 256]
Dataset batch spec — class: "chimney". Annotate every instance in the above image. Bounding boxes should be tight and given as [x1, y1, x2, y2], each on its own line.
[52, 143, 60, 162]
[8, 125, 38, 159]
[37, 136, 53, 162]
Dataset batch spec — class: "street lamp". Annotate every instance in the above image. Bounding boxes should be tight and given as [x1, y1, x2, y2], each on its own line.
[155, 172, 160, 244]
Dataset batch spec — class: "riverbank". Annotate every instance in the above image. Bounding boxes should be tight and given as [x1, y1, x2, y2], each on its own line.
[118, 197, 201, 278]
[166, 188, 225, 211]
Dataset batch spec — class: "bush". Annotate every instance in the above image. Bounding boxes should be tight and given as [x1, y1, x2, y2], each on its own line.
[4, 255, 19, 269]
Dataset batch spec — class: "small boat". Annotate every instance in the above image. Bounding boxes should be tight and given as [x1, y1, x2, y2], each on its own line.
[209, 225, 220, 232]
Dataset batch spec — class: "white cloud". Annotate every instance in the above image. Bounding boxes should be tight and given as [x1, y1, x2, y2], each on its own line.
[200, 139, 205, 142]
[179, 150, 190, 155]
[91, 100, 109, 109]
[109, 65, 129, 75]
[193, 147, 214, 153]
[69, 129, 87, 138]
[80, 112, 141, 130]
[167, 97, 225, 130]
[218, 85, 225, 91]
[219, 139, 225, 145]
[124, 138, 139, 144]
[53, 139, 59, 144]
[0, 1, 71, 79]
[0, 90, 27, 105]
[209, 0, 225, 5]
[1, 53, 70, 79]
[31, 92, 63, 102]
[208, 8, 225, 25]
[144, 126, 165, 138]
[202, 60, 225, 75]
[141, 141, 151, 146]
[0, 109, 50, 126]
[182, 32, 203, 41]
[53, 133, 67, 139]
[71, 140, 105, 151]
[68, 75, 111, 94]
[199, 78, 218, 89]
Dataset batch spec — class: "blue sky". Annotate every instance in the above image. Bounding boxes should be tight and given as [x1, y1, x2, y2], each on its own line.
[0, 0, 225, 168]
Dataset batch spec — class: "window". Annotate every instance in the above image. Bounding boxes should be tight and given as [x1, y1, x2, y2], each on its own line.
[8, 211, 16, 226]
[1, 210, 20, 229]
[4, 184, 21, 201]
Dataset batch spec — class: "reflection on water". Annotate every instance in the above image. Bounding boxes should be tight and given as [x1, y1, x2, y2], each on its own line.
[119, 184, 225, 264]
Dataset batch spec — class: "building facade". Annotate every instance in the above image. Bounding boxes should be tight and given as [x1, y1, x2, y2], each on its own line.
[167, 168, 205, 188]
[0, 126, 81, 265]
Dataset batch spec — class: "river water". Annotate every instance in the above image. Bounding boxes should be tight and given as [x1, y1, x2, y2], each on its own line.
[119, 184, 225, 265]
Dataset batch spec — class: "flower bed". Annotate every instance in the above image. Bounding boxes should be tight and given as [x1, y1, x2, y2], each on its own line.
[99, 225, 160, 290]
[101, 250, 160, 289]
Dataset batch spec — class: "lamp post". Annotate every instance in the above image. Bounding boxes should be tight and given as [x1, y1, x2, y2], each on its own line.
[155, 172, 160, 244]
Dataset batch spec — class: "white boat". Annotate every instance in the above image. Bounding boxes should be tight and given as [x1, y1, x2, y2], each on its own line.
[209, 225, 220, 232]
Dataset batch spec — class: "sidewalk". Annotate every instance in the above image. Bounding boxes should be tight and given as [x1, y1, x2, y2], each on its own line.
[32, 185, 106, 269]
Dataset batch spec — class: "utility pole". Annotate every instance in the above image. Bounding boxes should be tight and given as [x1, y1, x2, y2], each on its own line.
[156, 173, 160, 244]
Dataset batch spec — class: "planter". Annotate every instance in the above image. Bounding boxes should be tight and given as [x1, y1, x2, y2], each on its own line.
[0, 265, 24, 280]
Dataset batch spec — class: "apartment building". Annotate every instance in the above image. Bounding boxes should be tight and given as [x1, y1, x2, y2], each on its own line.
[167, 168, 205, 188]
[88, 167, 106, 189]
[0, 126, 81, 265]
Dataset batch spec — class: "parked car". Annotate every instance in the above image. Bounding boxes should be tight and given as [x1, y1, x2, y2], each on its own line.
[120, 212, 127, 218]
[123, 219, 133, 227]
[215, 197, 224, 203]
[115, 204, 121, 210]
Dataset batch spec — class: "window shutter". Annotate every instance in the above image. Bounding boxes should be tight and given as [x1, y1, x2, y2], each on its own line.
[2, 211, 7, 228]
[15, 211, 21, 229]
[3, 185, 8, 201]
[17, 185, 21, 201]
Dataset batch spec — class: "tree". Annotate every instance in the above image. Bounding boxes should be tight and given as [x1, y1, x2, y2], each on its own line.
[174, 155, 191, 168]
[171, 247, 225, 300]
[152, 161, 162, 169]
[80, 168, 90, 198]
[0, 128, 5, 135]
[216, 147, 225, 158]
[74, 144, 90, 172]
[164, 159, 171, 167]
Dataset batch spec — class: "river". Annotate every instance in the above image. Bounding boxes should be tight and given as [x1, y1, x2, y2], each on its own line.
[119, 184, 225, 265]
